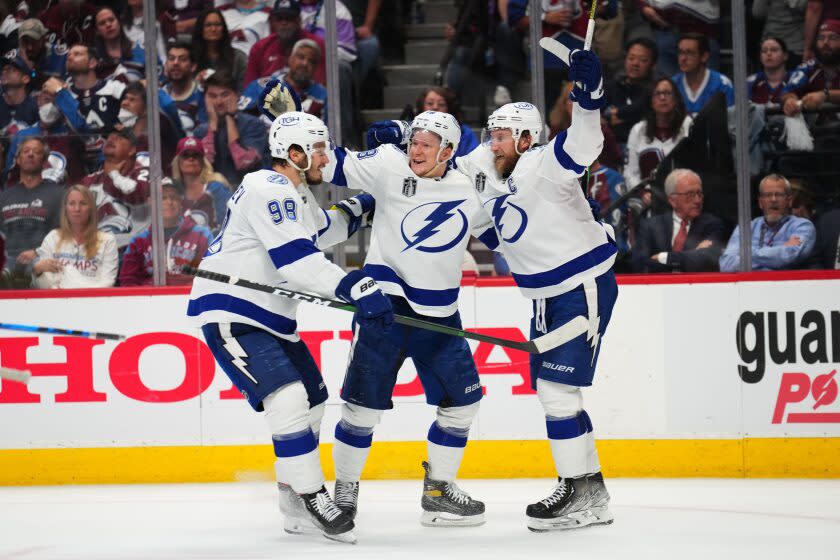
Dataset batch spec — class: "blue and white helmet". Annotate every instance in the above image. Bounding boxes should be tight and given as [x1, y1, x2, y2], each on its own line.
[409, 110, 461, 156]
[268, 111, 330, 168]
[486, 102, 544, 146]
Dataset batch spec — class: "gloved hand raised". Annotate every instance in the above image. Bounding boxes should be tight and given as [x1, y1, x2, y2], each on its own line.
[568, 50, 605, 111]
[332, 193, 376, 236]
[335, 270, 394, 331]
[258, 78, 302, 120]
[365, 120, 410, 149]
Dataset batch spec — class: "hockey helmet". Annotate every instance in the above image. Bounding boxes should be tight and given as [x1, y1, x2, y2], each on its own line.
[268, 111, 330, 170]
[409, 110, 461, 156]
[485, 102, 544, 148]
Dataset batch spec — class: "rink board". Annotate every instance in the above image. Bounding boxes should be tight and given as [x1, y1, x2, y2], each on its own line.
[0, 271, 838, 484]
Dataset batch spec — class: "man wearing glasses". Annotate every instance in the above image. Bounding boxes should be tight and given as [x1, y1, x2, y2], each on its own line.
[719, 173, 816, 272]
[633, 168, 725, 272]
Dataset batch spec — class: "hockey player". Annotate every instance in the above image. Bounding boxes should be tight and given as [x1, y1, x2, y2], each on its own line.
[187, 111, 394, 544]
[367, 45, 619, 531]
[319, 110, 498, 528]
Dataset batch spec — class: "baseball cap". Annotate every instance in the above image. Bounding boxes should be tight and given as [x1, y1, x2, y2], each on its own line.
[0, 54, 32, 75]
[18, 18, 48, 41]
[272, 0, 301, 17]
[110, 127, 137, 145]
[162, 177, 186, 196]
[176, 136, 205, 158]
[819, 19, 840, 36]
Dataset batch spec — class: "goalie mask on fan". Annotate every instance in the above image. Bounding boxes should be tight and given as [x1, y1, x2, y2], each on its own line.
[407, 110, 461, 178]
[484, 102, 544, 175]
[268, 111, 332, 182]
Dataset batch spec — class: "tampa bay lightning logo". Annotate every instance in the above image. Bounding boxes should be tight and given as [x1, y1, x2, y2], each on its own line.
[485, 194, 527, 243]
[400, 200, 469, 253]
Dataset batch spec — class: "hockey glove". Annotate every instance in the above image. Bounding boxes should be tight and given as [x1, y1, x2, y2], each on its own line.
[365, 120, 410, 149]
[568, 50, 605, 111]
[258, 78, 302, 121]
[335, 270, 394, 331]
[332, 193, 376, 236]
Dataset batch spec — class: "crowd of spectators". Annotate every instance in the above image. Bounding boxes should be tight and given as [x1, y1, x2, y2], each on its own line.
[0, 0, 838, 290]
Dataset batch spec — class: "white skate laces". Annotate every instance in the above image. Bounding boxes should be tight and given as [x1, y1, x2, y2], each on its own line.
[540, 482, 569, 508]
[311, 492, 343, 522]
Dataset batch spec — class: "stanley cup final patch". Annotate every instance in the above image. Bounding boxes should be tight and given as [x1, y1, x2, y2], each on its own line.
[475, 172, 486, 193]
[402, 176, 417, 197]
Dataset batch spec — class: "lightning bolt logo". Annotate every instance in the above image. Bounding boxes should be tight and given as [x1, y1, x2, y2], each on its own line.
[488, 195, 528, 243]
[400, 200, 469, 253]
[222, 337, 258, 384]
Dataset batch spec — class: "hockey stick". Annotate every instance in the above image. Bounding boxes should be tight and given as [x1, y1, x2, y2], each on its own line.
[537, 0, 598, 65]
[0, 322, 126, 341]
[0, 367, 31, 384]
[184, 267, 588, 354]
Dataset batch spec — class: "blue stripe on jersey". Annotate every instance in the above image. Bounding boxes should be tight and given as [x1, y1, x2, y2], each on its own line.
[546, 412, 591, 440]
[477, 227, 499, 250]
[317, 208, 331, 238]
[553, 131, 586, 174]
[363, 264, 460, 307]
[187, 294, 298, 335]
[272, 428, 318, 458]
[512, 242, 617, 289]
[427, 422, 469, 448]
[267, 238, 321, 269]
[331, 147, 348, 187]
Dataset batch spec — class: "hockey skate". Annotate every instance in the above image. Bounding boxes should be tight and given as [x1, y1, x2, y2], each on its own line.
[298, 486, 357, 544]
[334, 480, 359, 520]
[526, 472, 614, 532]
[420, 461, 485, 527]
[277, 483, 318, 535]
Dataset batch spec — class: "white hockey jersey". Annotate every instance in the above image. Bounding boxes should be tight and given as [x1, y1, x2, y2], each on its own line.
[323, 145, 496, 317]
[187, 169, 353, 340]
[456, 104, 617, 300]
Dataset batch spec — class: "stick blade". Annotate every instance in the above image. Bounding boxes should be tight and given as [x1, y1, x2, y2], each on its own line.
[538, 37, 571, 65]
[0, 367, 32, 384]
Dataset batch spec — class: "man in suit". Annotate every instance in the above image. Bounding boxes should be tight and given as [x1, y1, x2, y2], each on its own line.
[633, 168, 726, 272]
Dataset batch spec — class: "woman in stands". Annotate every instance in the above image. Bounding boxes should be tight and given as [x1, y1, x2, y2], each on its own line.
[747, 37, 792, 105]
[32, 185, 118, 289]
[170, 137, 231, 234]
[406, 86, 480, 158]
[94, 6, 147, 82]
[192, 9, 248, 90]
[624, 77, 692, 190]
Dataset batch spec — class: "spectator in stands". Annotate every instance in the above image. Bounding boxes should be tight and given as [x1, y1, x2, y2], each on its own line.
[81, 129, 150, 249]
[163, 42, 207, 136]
[748, 37, 792, 105]
[38, 0, 98, 48]
[345, 0, 384, 108]
[782, 19, 840, 118]
[0, 55, 38, 137]
[804, 0, 840, 61]
[221, 0, 271, 57]
[159, 0, 213, 42]
[604, 37, 660, 146]
[196, 8, 249, 89]
[550, 81, 622, 170]
[815, 207, 840, 269]
[32, 184, 118, 289]
[93, 6, 146, 83]
[0, 137, 64, 286]
[119, 178, 212, 286]
[585, 160, 632, 267]
[241, 38, 327, 123]
[171, 136, 231, 233]
[43, 43, 125, 172]
[15, 18, 66, 89]
[123, 0, 166, 62]
[244, 0, 327, 86]
[719, 173, 816, 272]
[3, 89, 86, 187]
[639, 0, 720, 77]
[634, 168, 725, 273]
[117, 82, 182, 171]
[194, 71, 268, 186]
[672, 33, 734, 116]
[752, 0, 806, 68]
[625, 78, 692, 190]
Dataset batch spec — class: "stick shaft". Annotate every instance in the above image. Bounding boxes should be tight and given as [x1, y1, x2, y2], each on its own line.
[185, 267, 539, 353]
[0, 323, 125, 341]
